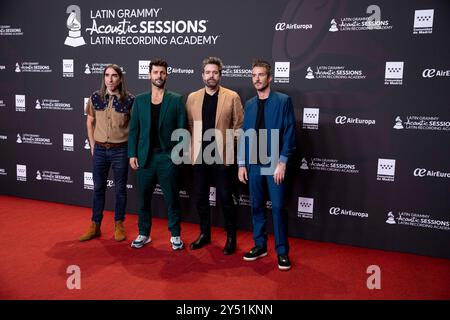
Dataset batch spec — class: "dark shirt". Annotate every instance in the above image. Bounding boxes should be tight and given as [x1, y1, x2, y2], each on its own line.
[254, 98, 267, 165]
[255, 98, 266, 131]
[150, 102, 161, 150]
[201, 90, 219, 153]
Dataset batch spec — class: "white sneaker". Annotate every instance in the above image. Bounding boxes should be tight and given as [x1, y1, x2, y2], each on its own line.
[170, 236, 184, 250]
[131, 235, 151, 248]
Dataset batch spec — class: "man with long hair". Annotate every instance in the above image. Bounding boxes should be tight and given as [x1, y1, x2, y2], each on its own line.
[80, 64, 135, 242]
[128, 59, 187, 250]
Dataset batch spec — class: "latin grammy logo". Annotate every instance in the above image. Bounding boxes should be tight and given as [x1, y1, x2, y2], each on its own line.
[393, 116, 404, 129]
[386, 212, 396, 224]
[15, 63, 21, 72]
[36, 170, 42, 180]
[64, 5, 86, 47]
[329, 19, 338, 32]
[300, 158, 309, 170]
[35, 99, 41, 109]
[84, 64, 91, 74]
[305, 67, 314, 79]
[16, 134, 22, 143]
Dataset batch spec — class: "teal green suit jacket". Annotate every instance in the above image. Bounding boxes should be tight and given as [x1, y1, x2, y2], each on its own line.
[128, 89, 187, 167]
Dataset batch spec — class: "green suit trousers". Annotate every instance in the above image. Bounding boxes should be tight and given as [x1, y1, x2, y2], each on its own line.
[137, 152, 181, 237]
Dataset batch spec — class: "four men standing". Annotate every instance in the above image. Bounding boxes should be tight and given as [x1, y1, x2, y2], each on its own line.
[81, 59, 296, 270]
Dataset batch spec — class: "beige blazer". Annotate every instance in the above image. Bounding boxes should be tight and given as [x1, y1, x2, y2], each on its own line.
[186, 86, 244, 165]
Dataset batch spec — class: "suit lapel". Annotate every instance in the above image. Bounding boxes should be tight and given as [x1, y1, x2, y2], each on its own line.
[143, 92, 151, 134]
[215, 86, 224, 127]
[197, 89, 205, 122]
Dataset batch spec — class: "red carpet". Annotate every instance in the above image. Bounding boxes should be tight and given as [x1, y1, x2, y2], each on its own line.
[0, 195, 449, 300]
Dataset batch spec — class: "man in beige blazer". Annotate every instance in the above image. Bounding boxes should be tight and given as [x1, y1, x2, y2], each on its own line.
[186, 57, 244, 255]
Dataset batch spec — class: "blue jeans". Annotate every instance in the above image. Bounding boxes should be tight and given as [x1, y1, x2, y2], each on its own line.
[91, 144, 128, 224]
[248, 164, 289, 255]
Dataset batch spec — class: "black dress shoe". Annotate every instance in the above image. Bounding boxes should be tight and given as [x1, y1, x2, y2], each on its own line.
[223, 237, 236, 255]
[189, 233, 211, 250]
[277, 255, 291, 271]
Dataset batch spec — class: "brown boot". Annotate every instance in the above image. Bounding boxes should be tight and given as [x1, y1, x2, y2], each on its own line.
[79, 222, 101, 241]
[114, 220, 126, 242]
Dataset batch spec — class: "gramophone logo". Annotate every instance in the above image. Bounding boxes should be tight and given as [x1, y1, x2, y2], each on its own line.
[305, 67, 314, 79]
[36, 170, 42, 180]
[15, 63, 21, 72]
[329, 19, 339, 32]
[35, 99, 41, 110]
[64, 5, 86, 47]
[16, 134, 22, 143]
[393, 116, 404, 129]
[300, 157, 309, 170]
[386, 211, 396, 224]
[84, 64, 91, 74]
[84, 138, 91, 149]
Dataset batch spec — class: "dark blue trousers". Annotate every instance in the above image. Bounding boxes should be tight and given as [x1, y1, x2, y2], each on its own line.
[248, 165, 289, 255]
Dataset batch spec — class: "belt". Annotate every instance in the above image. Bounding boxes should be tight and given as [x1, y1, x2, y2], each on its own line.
[95, 141, 127, 149]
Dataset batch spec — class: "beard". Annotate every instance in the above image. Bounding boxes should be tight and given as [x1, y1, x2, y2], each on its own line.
[151, 78, 166, 88]
[204, 78, 218, 89]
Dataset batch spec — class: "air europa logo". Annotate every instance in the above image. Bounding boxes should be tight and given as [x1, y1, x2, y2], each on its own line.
[413, 168, 450, 179]
[275, 22, 312, 31]
[413, 168, 426, 177]
[335, 116, 376, 126]
[329, 207, 368, 218]
[329, 207, 340, 215]
[422, 68, 450, 78]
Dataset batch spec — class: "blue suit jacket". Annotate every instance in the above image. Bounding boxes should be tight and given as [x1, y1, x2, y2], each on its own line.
[238, 90, 296, 167]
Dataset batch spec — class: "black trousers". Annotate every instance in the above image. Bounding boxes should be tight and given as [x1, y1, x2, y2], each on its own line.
[193, 164, 237, 238]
